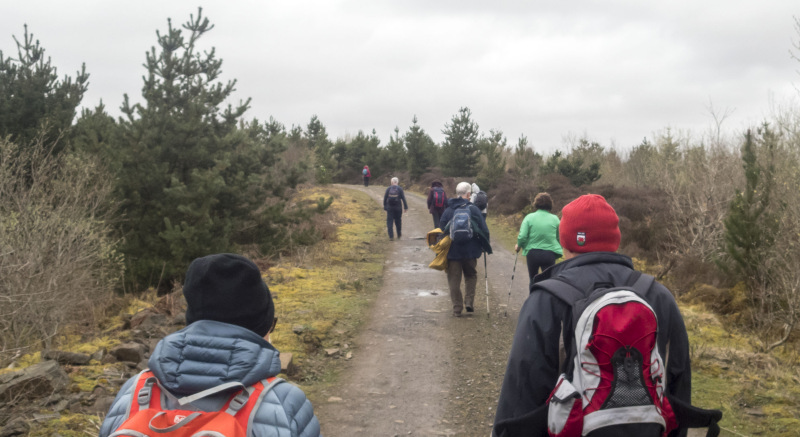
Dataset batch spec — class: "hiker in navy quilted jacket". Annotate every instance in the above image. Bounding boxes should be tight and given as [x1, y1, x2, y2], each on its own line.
[99, 254, 321, 437]
[438, 181, 490, 317]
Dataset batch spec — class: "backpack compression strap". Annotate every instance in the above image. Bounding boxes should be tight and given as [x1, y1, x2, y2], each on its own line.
[128, 370, 159, 416]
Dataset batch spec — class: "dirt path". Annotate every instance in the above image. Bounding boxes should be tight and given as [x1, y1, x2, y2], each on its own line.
[315, 185, 529, 436]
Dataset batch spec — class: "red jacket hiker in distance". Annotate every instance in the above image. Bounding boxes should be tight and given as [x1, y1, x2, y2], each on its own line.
[362, 165, 371, 187]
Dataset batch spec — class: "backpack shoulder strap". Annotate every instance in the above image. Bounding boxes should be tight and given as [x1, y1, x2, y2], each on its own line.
[533, 278, 585, 306]
[625, 270, 655, 298]
[126, 369, 159, 417]
[240, 377, 286, 429]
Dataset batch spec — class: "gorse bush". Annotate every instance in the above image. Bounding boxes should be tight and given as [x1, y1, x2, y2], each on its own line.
[0, 137, 119, 364]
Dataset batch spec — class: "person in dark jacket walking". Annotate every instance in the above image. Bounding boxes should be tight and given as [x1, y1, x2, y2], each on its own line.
[493, 194, 692, 437]
[362, 165, 371, 186]
[426, 180, 448, 228]
[438, 181, 490, 316]
[99, 254, 321, 437]
[383, 177, 409, 240]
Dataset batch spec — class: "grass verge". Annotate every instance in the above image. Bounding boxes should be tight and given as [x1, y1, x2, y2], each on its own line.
[264, 185, 387, 403]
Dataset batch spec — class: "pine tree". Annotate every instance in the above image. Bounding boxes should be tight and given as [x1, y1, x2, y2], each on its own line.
[307, 115, 335, 184]
[512, 135, 541, 180]
[333, 129, 382, 181]
[114, 9, 281, 288]
[384, 127, 407, 173]
[440, 107, 480, 177]
[476, 129, 507, 189]
[404, 115, 437, 181]
[541, 149, 600, 187]
[0, 25, 88, 152]
[69, 103, 120, 168]
[722, 125, 781, 290]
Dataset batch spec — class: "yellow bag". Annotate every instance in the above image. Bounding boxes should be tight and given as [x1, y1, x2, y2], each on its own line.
[426, 228, 451, 271]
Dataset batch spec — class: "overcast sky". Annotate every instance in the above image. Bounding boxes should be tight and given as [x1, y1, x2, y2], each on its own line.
[3, 1, 799, 154]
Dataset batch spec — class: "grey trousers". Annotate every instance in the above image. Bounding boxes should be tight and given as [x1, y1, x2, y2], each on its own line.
[446, 258, 478, 314]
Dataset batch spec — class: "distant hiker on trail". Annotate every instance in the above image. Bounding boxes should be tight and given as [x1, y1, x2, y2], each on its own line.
[426, 180, 448, 228]
[99, 253, 321, 437]
[494, 194, 721, 437]
[362, 165, 371, 187]
[438, 181, 490, 317]
[383, 177, 408, 240]
[470, 182, 488, 220]
[515, 192, 562, 287]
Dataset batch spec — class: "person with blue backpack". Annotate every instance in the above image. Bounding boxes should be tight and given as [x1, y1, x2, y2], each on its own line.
[438, 181, 490, 317]
[383, 177, 408, 240]
[99, 254, 321, 437]
[362, 165, 371, 187]
[426, 180, 448, 228]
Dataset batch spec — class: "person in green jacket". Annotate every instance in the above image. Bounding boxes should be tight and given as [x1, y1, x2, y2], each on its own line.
[515, 192, 562, 286]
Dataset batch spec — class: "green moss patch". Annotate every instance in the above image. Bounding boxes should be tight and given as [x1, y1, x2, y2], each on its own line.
[264, 186, 386, 397]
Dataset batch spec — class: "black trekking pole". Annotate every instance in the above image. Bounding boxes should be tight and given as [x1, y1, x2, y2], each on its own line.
[484, 252, 490, 317]
[505, 251, 518, 317]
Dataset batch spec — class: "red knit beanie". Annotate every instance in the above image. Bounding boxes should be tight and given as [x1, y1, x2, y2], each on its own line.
[559, 194, 620, 253]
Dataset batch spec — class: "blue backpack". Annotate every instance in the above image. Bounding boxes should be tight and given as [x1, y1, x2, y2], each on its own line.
[450, 205, 473, 243]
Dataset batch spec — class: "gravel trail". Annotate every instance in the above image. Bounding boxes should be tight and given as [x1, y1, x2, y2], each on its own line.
[315, 185, 528, 437]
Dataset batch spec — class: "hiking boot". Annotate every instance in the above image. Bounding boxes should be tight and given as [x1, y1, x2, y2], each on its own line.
[465, 306, 474, 313]
[389, 237, 394, 241]
[453, 312, 462, 317]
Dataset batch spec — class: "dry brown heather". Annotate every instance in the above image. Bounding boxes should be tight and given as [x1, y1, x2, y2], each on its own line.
[4, 186, 386, 436]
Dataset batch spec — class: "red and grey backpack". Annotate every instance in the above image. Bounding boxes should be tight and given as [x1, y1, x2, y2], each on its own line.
[536, 272, 721, 437]
[108, 370, 283, 437]
[433, 187, 445, 208]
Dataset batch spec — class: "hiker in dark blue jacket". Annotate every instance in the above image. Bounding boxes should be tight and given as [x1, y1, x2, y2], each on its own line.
[383, 177, 409, 240]
[99, 254, 321, 437]
[439, 181, 490, 316]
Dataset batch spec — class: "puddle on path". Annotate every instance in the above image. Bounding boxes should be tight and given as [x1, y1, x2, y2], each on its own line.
[390, 263, 427, 273]
[402, 289, 443, 297]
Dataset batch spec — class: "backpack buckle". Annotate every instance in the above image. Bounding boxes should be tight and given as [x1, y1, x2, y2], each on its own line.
[137, 378, 156, 407]
[225, 390, 250, 415]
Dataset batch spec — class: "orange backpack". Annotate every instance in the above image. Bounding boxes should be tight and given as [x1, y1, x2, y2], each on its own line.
[108, 370, 282, 437]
